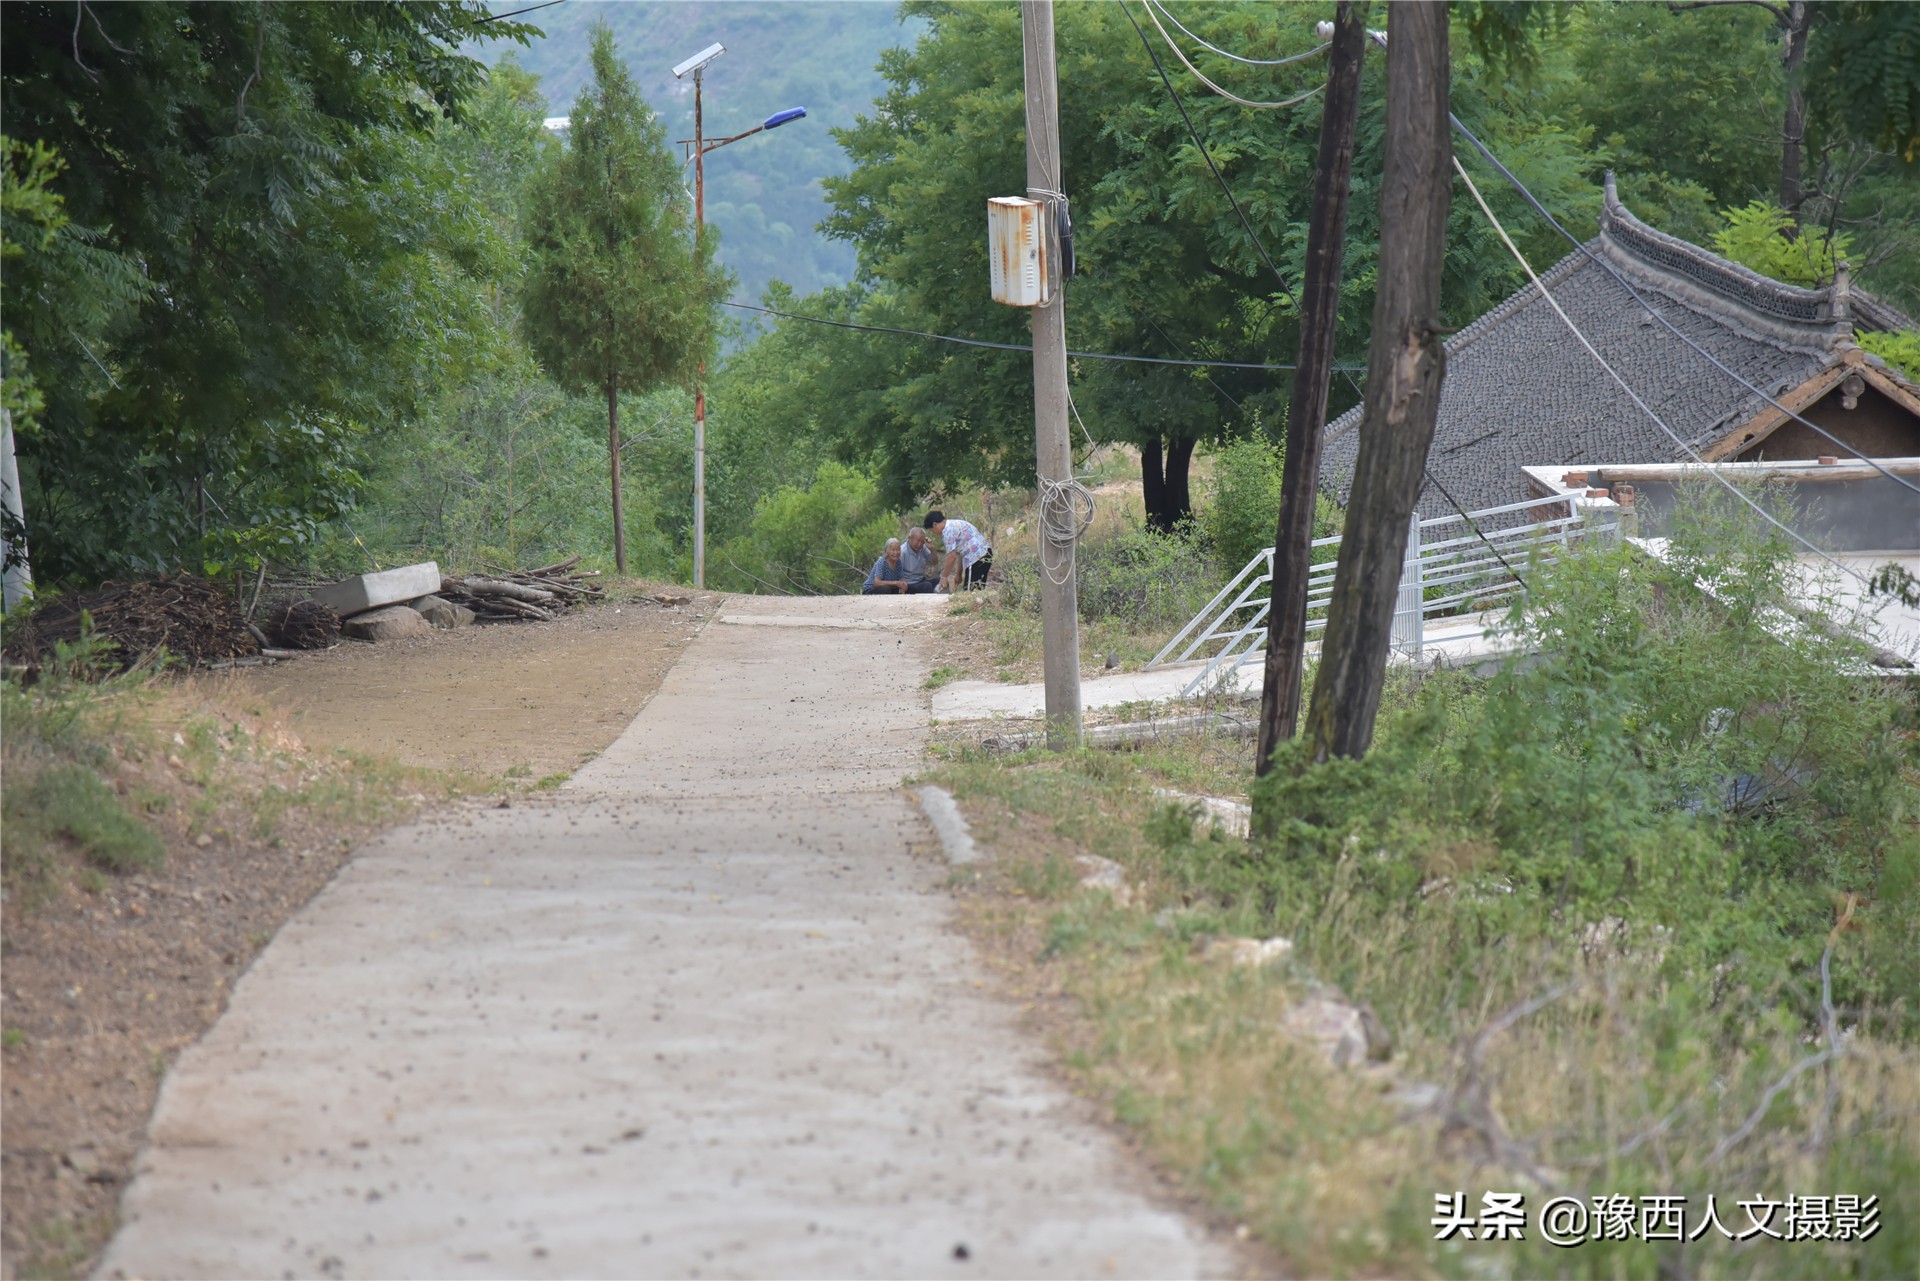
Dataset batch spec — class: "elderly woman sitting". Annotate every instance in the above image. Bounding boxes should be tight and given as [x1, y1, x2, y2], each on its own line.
[862, 539, 912, 595]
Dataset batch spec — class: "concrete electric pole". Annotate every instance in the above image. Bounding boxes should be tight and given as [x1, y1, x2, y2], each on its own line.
[1021, 0, 1083, 749]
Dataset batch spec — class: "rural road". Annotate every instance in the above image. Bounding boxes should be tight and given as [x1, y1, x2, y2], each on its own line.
[97, 594, 1233, 1280]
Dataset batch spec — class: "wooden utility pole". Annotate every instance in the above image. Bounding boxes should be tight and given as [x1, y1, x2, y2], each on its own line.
[1302, 1, 1452, 763]
[1022, 0, 1082, 749]
[606, 378, 627, 574]
[1254, 1, 1370, 784]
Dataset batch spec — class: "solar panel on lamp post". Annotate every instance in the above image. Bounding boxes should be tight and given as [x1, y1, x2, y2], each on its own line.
[672, 41, 806, 589]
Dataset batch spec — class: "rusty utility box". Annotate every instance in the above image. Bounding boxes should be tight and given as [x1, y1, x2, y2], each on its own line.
[988, 196, 1049, 307]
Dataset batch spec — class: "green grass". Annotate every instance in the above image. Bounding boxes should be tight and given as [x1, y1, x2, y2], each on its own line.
[922, 665, 966, 691]
[931, 504, 1920, 1278]
[5, 763, 166, 875]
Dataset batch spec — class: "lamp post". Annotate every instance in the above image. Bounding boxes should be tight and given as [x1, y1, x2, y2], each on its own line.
[672, 41, 806, 589]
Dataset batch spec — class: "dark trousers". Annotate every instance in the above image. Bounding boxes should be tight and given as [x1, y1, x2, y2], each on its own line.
[963, 551, 992, 589]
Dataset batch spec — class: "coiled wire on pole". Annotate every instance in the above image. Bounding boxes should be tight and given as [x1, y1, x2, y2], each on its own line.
[1038, 475, 1096, 587]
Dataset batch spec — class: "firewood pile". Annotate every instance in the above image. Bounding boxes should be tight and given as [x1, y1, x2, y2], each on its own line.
[266, 599, 341, 650]
[1, 575, 259, 672]
[436, 556, 605, 623]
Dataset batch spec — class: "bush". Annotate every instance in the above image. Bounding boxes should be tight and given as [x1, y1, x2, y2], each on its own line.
[713, 460, 898, 594]
[1000, 518, 1220, 629]
[1202, 436, 1283, 572]
[1249, 494, 1920, 1020]
[1201, 435, 1345, 575]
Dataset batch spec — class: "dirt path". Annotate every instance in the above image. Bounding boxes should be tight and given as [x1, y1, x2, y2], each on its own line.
[95, 594, 1234, 1280]
[223, 592, 715, 780]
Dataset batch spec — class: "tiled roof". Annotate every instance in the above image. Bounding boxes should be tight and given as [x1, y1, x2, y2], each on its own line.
[1320, 177, 1910, 517]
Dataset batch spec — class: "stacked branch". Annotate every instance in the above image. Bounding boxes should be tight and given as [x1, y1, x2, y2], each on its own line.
[2, 575, 259, 671]
[438, 556, 605, 623]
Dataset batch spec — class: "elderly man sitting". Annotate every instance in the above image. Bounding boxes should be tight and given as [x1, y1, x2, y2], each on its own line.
[862, 538, 913, 595]
[898, 528, 942, 592]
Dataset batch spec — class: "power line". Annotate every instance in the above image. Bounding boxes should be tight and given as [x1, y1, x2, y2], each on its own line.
[1118, 0, 1300, 311]
[1449, 115, 1920, 501]
[1144, 1, 1331, 68]
[472, 0, 565, 26]
[1451, 155, 1872, 589]
[721, 300, 1362, 372]
[1140, 0, 1326, 110]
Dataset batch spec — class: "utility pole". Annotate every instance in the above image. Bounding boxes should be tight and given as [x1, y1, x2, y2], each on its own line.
[1254, 1, 1369, 787]
[691, 65, 709, 588]
[1022, 0, 1082, 749]
[1302, 0, 1452, 763]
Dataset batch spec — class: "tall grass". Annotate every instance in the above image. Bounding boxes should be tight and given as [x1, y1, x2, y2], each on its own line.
[935, 496, 1920, 1277]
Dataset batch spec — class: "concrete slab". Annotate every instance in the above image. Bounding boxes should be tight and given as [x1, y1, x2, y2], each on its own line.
[100, 593, 1231, 1281]
[933, 610, 1520, 722]
[310, 562, 441, 619]
[933, 663, 1251, 720]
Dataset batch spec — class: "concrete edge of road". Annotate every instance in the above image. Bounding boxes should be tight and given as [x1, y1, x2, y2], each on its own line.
[915, 784, 979, 865]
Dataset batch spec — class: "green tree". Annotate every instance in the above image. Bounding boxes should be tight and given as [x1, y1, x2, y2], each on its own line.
[521, 20, 727, 575]
[0, 1, 540, 583]
[1710, 198, 1853, 284]
[813, 1, 1596, 530]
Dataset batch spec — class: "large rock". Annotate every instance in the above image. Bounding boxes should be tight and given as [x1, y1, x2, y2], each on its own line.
[1280, 991, 1393, 1068]
[341, 605, 431, 642]
[409, 595, 474, 630]
[309, 561, 440, 619]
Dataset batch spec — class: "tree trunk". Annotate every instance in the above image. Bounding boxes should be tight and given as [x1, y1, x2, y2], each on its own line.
[1140, 434, 1196, 533]
[1779, 0, 1809, 230]
[1141, 436, 1168, 532]
[1302, 0, 1451, 765]
[1255, 0, 1369, 786]
[607, 378, 627, 575]
[1164, 435, 1195, 529]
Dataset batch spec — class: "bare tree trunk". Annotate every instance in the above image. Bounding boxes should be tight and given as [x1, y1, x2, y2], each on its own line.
[1255, 0, 1370, 785]
[1164, 435, 1195, 528]
[1779, 0, 1809, 230]
[1141, 435, 1168, 532]
[1302, 0, 1451, 764]
[607, 378, 627, 575]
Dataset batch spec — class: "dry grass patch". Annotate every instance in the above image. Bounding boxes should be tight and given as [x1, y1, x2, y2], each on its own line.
[931, 737, 1920, 1280]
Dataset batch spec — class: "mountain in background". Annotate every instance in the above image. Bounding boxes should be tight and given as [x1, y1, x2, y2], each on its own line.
[483, 1, 920, 312]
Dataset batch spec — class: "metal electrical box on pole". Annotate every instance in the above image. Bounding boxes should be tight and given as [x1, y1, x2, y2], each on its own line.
[987, 197, 1051, 308]
[1011, 0, 1082, 749]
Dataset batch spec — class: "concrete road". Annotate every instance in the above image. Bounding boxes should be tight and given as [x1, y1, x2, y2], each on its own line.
[98, 595, 1232, 1280]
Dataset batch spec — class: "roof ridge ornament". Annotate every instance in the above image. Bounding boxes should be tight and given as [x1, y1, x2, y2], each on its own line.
[1597, 171, 1838, 354]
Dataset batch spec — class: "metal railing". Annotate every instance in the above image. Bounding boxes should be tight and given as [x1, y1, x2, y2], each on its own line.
[1147, 493, 1616, 697]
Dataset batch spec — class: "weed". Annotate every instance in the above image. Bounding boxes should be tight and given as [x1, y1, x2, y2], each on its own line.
[503, 763, 533, 779]
[19, 1213, 114, 1281]
[2, 1027, 25, 1050]
[927, 496, 1920, 1276]
[533, 772, 568, 792]
[922, 665, 965, 691]
[3, 763, 164, 885]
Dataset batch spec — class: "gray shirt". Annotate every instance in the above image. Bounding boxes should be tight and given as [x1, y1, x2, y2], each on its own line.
[898, 540, 939, 583]
[864, 554, 908, 591]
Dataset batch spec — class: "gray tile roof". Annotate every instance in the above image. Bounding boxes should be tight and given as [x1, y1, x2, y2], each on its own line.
[1320, 177, 1909, 518]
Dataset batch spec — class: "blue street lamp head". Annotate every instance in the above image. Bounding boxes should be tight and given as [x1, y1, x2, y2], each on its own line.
[762, 107, 807, 130]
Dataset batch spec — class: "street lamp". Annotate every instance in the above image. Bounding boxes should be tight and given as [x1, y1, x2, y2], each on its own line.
[672, 41, 806, 589]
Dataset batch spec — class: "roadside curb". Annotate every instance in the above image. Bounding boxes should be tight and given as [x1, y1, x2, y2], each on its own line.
[915, 784, 979, 865]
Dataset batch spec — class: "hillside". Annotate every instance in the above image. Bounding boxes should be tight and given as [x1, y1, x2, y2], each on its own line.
[481, 1, 920, 308]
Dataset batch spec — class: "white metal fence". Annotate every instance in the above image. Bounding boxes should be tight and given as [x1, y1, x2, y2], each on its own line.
[1147, 493, 1617, 697]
